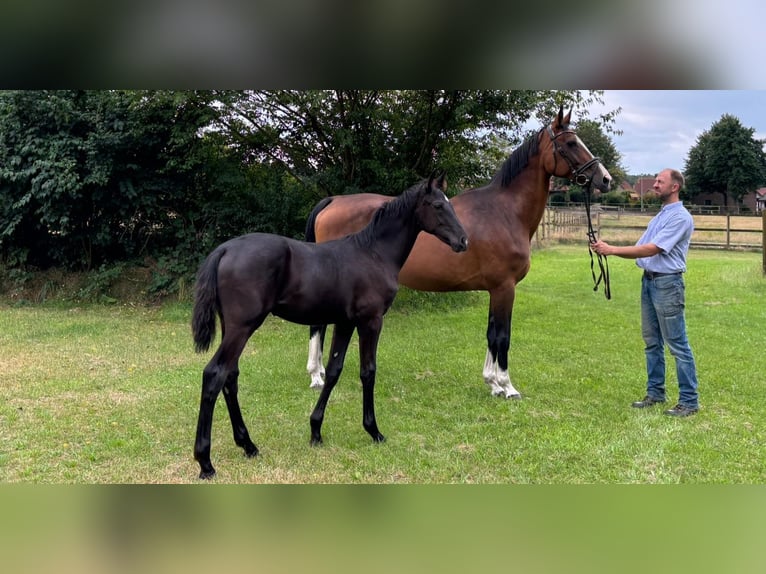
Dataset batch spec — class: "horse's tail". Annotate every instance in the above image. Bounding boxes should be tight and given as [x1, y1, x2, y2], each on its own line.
[192, 247, 226, 353]
[304, 197, 334, 242]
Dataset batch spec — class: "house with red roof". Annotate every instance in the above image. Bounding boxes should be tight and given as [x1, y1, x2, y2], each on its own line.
[755, 188, 766, 214]
[632, 177, 655, 201]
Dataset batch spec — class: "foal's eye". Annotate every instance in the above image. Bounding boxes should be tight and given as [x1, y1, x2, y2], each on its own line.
[433, 201, 445, 210]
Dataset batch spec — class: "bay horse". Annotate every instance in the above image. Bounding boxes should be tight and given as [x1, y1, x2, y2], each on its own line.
[305, 106, 612, 399]
[191, 173, 468, 479]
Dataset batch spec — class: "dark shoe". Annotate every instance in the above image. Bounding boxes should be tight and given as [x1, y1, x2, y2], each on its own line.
[631, 395, 666, 408]
[664, 404, 699, 417]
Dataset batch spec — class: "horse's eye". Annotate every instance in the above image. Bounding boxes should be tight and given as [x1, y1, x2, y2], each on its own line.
[433, 201, 445, 210]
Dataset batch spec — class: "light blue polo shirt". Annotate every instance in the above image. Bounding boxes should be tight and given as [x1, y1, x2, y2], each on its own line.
[635, 201, 694, 274]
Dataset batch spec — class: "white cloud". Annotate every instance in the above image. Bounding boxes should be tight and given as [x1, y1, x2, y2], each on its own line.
[594, 90, 766, 174]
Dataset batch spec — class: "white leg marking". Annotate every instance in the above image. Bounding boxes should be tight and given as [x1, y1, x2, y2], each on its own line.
[307, 332, 325, 389]
[496, 368, 521, 399]
[483, 349, 505, 397]
[483, 349, 521, 399]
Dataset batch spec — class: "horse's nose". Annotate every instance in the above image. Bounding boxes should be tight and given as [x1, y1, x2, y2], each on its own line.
[458, 236, 469, 252]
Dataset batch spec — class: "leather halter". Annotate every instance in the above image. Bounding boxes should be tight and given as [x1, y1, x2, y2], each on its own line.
[546, 125, 611, 299]
[546, 125, 601, 185]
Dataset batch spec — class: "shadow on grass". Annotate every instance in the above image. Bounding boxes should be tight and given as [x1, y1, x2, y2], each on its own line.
[389, 287, 485, 315]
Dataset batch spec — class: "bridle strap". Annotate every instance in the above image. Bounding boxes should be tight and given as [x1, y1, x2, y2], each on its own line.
[585, 183, 611, 299]
[546, 125, 601, 183]
[546, 125, 611, 299]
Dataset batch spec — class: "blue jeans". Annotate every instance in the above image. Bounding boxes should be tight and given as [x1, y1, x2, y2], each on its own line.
[641, 274, 699, 408]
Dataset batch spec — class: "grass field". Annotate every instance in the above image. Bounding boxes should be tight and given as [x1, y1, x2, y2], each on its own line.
[1, 246, 765, 483]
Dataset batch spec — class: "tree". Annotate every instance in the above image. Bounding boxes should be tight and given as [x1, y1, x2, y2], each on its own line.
[215, 90, 614, 200]
[684, 114, 766, 207]
[0, 90, 226, 269]
[0, 90, 622, 281]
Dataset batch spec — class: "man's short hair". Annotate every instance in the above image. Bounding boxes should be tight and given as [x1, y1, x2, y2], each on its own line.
[668, 169, 685, 190]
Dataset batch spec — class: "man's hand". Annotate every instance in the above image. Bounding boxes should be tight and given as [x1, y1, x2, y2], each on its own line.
[590, 239, 612, 256]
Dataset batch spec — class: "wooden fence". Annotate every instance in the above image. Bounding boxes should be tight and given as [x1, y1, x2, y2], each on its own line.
[536, 206, 764, 256]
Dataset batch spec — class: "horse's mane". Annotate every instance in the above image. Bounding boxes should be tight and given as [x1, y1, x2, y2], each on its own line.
[353, 180, 423, 247]
[493, 128, 542, 188]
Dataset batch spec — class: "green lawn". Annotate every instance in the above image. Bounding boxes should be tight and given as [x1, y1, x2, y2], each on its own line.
[1, 246, 765, 483]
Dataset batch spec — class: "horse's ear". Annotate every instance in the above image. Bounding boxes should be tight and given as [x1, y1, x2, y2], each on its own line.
[435, 171, 447, 192]
[554, 105, 572, 130]
[427, 170, 447, 193]
[555, 104, 564, 127]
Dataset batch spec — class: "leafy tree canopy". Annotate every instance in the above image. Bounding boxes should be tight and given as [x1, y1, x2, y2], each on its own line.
[214, 90, 614, 198]
[684, 114, 766, 206]
[0, 90, 223, 269]
[0, 90, 619, 280]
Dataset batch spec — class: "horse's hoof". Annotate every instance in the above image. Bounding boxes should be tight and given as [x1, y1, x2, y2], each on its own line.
[198, 468, 216, 480]
[310, 437, 323, 447]
[244, 447, 259, 459]
[309, 381, 325, 390]
[373, 434, 386, 443]
[506, 393, 522, 400]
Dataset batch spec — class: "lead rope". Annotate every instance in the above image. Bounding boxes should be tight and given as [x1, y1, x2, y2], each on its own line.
[584, 182, 611, 299]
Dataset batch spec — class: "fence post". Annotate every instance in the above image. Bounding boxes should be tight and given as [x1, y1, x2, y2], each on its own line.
[597, 209, 601, 239]
[726, 214, 731, 249]
[762, 209, 765, 275]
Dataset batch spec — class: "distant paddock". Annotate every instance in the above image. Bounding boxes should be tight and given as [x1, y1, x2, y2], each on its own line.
[536, 206, 764, 252]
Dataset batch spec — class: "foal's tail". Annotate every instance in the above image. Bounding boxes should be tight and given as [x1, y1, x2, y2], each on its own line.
[304, 197, 334, 242]
[192, 247, 226, 353]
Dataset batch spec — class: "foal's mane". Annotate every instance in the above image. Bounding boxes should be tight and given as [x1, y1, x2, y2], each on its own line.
[493, 128, 542, 188]
[353, 180, 423, 248]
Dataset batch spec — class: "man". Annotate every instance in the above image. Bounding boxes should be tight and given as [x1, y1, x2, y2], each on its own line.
[590, 168, 699, 417]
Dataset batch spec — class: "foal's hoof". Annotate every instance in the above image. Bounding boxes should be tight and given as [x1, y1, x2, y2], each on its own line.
[310, 436, 323, 447]
[373, 434, 386, 443]
[506, 392, 522, 400]
[198, 468, 216, 480]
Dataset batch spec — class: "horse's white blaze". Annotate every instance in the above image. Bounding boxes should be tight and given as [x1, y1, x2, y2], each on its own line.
[573, 134, 593, 155]
[595, 163, 612, 185]
[574, 134, 612, 187]
[483, 349, 521, 399]
[307, 332, 325, 389]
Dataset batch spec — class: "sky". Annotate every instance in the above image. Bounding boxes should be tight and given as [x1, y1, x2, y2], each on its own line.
[590, 91, 766, 176]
